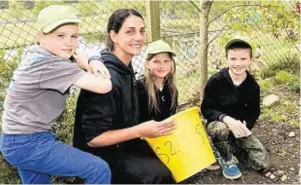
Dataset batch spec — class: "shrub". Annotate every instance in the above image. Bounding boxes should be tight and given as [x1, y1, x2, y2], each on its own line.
[260, 54, 300, 79]
[274, 70, 300, 92]
[0, 50, 20, 184]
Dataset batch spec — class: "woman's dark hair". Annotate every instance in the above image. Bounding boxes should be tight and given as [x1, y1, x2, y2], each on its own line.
[106, 9, 143, 51]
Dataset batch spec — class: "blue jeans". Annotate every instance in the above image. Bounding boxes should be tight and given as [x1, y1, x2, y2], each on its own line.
[0, 132, 111, 184]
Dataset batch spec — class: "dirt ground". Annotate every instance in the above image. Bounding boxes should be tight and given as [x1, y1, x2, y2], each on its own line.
[181, 86, 300, 184]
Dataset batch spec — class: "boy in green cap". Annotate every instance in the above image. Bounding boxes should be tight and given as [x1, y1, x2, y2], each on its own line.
[201, 37, 270, 179]
[0, 5, 112, 184]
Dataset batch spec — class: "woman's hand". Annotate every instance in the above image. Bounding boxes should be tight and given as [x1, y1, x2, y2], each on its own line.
[137, 118, 176, 138]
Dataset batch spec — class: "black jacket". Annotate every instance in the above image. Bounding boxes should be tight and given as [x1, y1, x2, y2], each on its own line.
[137, 77, 178, 122]
[127, 77, 178, 155]
[201, 68, 260, 130]
[73, 49, 139, 167]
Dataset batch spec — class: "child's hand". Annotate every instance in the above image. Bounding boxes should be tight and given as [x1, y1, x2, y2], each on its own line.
[72, 51, 89, 70]
[89, 60, 111, 79]
[137, 118, 176, 138]
[223, 116, 249, 138]
[242, 121, 252, 137]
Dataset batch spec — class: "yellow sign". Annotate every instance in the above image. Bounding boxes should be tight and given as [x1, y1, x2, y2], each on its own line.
[144, 107, 216, 182]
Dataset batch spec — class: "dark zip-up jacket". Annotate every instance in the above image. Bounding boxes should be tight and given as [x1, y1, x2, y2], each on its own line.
[73, 49, 139, 167]
[126, 77, 178, 155]
[201, 68, 260, 130]
[136, 76, 178, 123]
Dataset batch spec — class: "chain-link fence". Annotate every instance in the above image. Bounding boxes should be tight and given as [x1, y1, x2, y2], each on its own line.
[0, 0, 300, 183]
[0, 0, 300, 105]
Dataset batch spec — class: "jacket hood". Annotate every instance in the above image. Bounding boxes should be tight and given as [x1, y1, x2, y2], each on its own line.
[100, 49, 134, 75]
[220, 67, 252, 86]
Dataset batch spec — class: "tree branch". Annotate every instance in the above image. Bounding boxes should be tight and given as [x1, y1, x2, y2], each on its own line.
[189, 0, 201, 12]
[208, 4, 273, 26]
[207, 25, 230, 46]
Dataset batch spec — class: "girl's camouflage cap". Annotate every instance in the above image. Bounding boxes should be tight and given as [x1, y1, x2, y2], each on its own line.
[37, 5, 81, 33]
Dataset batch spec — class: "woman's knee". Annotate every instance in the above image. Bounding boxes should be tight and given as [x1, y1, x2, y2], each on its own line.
[143, 169, 174, 184]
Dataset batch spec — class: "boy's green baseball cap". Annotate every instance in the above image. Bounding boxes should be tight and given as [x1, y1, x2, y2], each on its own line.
[146, 40, 176, 60]
[37, 5, 81, 33]
[225, 37, 253, 51]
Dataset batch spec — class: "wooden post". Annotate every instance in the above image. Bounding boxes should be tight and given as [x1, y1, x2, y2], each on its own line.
[0, 1, 9, 9]
[145, 0, 161, 42]
[197, 1, 213, 103]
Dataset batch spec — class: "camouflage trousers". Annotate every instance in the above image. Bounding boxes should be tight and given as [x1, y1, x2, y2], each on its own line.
[207, 121, 270, 171]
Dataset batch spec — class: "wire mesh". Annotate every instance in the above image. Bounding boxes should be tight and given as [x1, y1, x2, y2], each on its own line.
[0, 0, 299, 105]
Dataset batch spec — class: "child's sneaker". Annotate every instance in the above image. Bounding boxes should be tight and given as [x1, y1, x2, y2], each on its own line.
[218, 156, 241, 180]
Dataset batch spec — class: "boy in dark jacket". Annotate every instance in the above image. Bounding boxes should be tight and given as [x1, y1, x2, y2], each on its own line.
[201, 37, 269, 180]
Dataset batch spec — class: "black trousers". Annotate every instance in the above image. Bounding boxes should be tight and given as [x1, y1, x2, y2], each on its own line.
[112, 142, 175, 184]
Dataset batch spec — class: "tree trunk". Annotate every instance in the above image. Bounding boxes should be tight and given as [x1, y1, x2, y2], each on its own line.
[0, 1, 9, 9]
[197, 0, 213, 103]
[145, 0, 161, 42]
[23, 1, 35, 9]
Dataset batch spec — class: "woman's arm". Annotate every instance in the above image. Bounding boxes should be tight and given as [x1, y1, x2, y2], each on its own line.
[88, 118, 176, 147]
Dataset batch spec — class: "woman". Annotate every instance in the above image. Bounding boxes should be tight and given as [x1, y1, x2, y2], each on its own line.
[73, 9, 176, 184]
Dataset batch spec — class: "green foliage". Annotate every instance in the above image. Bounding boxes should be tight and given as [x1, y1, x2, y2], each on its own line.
[73, 1, 103, 16]
[102, 1, 145, 16]
[0, 50, 21, 184]
[161, 1, 199, 20]
[260, 54, 300, 78]
[31, 0, 65, 17]
[0, 155, 21, 184]
[258, 78, 273, 94]
[274, 70, 300, 92]
[261, 96, 299, 127]
[55, 89, 79, 146]
[0, 49, 21, 114]
[214, 1, 300, 46]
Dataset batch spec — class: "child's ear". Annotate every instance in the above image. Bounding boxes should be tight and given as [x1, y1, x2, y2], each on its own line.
[38, 32, 46, 45]
[145, 60, 150, 69]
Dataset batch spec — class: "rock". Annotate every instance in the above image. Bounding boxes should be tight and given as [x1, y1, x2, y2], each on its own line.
[277, 170, 285, 175]
[269, 173, 276, 180]
[290, 167, 295, 171]
[262, 94, 279, 107]
[288, 131, 295, 137]
[281, 175, 288, 182]
[265, 171, 271, 177]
